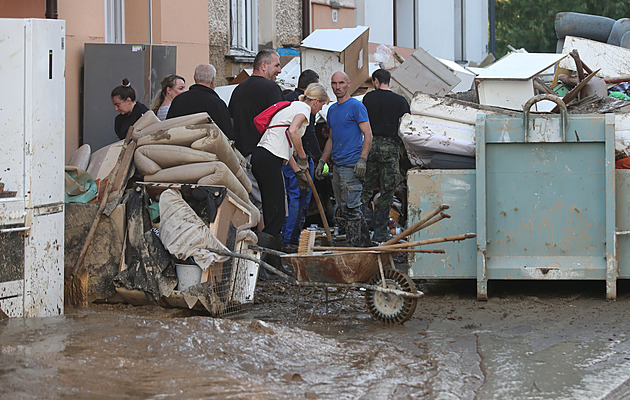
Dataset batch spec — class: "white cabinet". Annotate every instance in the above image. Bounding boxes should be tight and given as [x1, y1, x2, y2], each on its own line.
[0, 19, 65, 318]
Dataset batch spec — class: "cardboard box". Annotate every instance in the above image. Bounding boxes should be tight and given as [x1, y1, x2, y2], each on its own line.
[301, 26, 370, 98]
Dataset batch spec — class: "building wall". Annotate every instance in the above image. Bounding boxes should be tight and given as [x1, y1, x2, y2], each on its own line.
[275, 0, 302, 47]
[208, 0, 232, 86]
[58, 0, 106, 160]
[210, 0, 303, 86]
[151, 0, 210, 88]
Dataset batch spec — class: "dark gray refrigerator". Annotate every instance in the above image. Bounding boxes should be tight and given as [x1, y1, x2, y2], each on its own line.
[83, 43, 177, 151]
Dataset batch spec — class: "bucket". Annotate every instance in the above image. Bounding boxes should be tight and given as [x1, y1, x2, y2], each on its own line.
[175, 263, 202, 291]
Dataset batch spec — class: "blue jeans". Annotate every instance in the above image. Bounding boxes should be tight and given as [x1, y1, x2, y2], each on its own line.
[281, 158, 314, 245]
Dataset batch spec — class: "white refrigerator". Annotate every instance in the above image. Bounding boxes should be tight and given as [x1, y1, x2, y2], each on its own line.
[0, 18, 65, 318]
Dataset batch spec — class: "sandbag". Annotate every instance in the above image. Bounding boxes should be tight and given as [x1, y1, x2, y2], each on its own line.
[134, 144, 219, 176]
[132, 110, 160, 133]
[622, 31, 630, 49]
[158, 189, 229, 272]
[144, 161, 250, 204]
[555, 12, 614, 42]
[608, 18, 630, 46]
[132, 112, 211, 141]
[191, 124, 252, 192]
[136, 124, 209, 147]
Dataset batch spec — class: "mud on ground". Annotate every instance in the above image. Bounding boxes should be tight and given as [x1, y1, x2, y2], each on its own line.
[3, 277, 630, 399]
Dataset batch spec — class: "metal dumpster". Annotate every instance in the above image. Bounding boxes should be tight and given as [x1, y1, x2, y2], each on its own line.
[408, 95, 623, 299]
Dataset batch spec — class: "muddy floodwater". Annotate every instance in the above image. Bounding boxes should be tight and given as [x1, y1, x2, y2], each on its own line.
[3, 279, 630, 399]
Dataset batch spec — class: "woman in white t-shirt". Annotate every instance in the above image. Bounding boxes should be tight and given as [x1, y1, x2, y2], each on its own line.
[251, 83, 329, 238]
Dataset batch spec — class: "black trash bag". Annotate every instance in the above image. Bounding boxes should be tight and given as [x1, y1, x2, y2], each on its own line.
[180, 185, 227, 224]
[114, 185, 177, 302]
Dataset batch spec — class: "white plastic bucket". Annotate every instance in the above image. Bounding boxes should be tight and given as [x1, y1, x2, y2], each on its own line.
[175, 263, 202, 291]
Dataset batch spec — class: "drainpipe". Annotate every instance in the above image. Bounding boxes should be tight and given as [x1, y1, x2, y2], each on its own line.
[45, 0, 58, 19]
[148, 0, 153, 44]
[489, 0, 495, 56]
[302, 0, 310, 39]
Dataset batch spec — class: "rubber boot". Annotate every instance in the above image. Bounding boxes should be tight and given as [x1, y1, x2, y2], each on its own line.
[372, 204, 393, 243]
[346, 218, 372, 248]
[255, 231, 281, 280]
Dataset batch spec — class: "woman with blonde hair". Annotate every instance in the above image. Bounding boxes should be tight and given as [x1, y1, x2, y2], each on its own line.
[151, 74, 186, 120]
[251, 82, 329, 244]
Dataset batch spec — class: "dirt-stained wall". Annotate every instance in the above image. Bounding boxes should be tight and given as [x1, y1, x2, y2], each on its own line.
[208, 0, 231, 86]
[275, 0, 302, 48]
[208, 0, 303, 86]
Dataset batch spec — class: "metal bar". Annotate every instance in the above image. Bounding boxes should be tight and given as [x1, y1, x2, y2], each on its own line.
[296, 280, 423, 299]
[377, 256, 386, 289]
[605, 113, 618, 300]
[0, 226, 30, 234]
[476, 114, 488, 300]
[207, 248, 296, 283]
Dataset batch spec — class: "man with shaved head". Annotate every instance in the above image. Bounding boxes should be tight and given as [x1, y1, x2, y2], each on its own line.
[315, 71, 373, 247]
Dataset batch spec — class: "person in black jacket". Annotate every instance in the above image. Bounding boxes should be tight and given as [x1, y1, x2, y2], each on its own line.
[111, 78, 148, 140]
[166, 63, 233, 139]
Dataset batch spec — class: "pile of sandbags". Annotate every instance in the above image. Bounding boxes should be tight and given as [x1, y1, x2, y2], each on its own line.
[130, 112, 258, 222]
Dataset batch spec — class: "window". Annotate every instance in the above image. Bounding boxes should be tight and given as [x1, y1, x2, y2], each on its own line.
[105, 0, 125, 44]
[230, 0, 258, 55]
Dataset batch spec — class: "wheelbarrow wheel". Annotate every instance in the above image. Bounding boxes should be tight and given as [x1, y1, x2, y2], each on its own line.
[365, 268, 418, 324]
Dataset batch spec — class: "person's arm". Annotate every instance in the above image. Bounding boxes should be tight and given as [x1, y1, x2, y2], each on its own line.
[320, 135, 332, 163]
[288, 113, 308, 158]
[358, 120, 373, 159]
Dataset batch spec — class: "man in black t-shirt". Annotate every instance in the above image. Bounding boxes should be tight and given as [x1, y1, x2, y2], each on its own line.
[229, 49, 284, 158]
[166, 63, 233, 139]
[361, 69, 410, 243]
[228, 49, 284, 271]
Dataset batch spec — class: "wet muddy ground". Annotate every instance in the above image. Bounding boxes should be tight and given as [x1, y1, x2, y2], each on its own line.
[3, 278, 630, 399]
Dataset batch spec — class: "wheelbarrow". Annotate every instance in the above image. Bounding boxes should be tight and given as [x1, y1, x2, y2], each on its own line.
[206, 204, 475, 324]
[281, 249, 421, 324]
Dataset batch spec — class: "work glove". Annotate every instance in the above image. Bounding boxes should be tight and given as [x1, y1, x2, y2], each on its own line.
[294, 154, 309, 171]
[354, 157, 367, 179]
[295, 170, 309, 190]
[315, 159, 326, 180]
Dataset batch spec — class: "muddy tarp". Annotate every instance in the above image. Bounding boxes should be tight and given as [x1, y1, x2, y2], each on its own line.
[113, 186, 177, 302]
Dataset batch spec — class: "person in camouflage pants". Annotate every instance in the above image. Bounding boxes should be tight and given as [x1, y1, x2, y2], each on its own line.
[361, 69, 410, 242]
[361, 137, 401, 241]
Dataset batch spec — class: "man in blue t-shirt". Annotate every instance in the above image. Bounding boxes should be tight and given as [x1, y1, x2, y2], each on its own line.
[315, 71, 373, 247]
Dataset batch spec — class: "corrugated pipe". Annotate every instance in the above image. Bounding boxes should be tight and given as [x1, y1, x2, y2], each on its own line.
[45, 0, 58, 19]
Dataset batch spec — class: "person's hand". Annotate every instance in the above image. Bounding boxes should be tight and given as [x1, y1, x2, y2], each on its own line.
[354, 157, 367, 179]
[295, 170, 309, 189]
[315, 159, 326, 180]
[294, 154, 309, 171]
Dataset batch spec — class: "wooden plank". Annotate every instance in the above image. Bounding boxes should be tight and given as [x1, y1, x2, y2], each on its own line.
[391, 47, 460, 97]
[474, 53, 567, 80]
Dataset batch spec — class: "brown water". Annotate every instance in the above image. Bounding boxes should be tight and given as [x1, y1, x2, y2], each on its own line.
[3, 280, 630, 399]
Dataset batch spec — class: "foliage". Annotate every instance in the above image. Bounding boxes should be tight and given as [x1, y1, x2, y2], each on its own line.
[495, 0, 630, 58]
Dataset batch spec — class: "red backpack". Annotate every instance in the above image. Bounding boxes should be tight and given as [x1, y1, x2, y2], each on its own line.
[253, 101, 292, 134]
